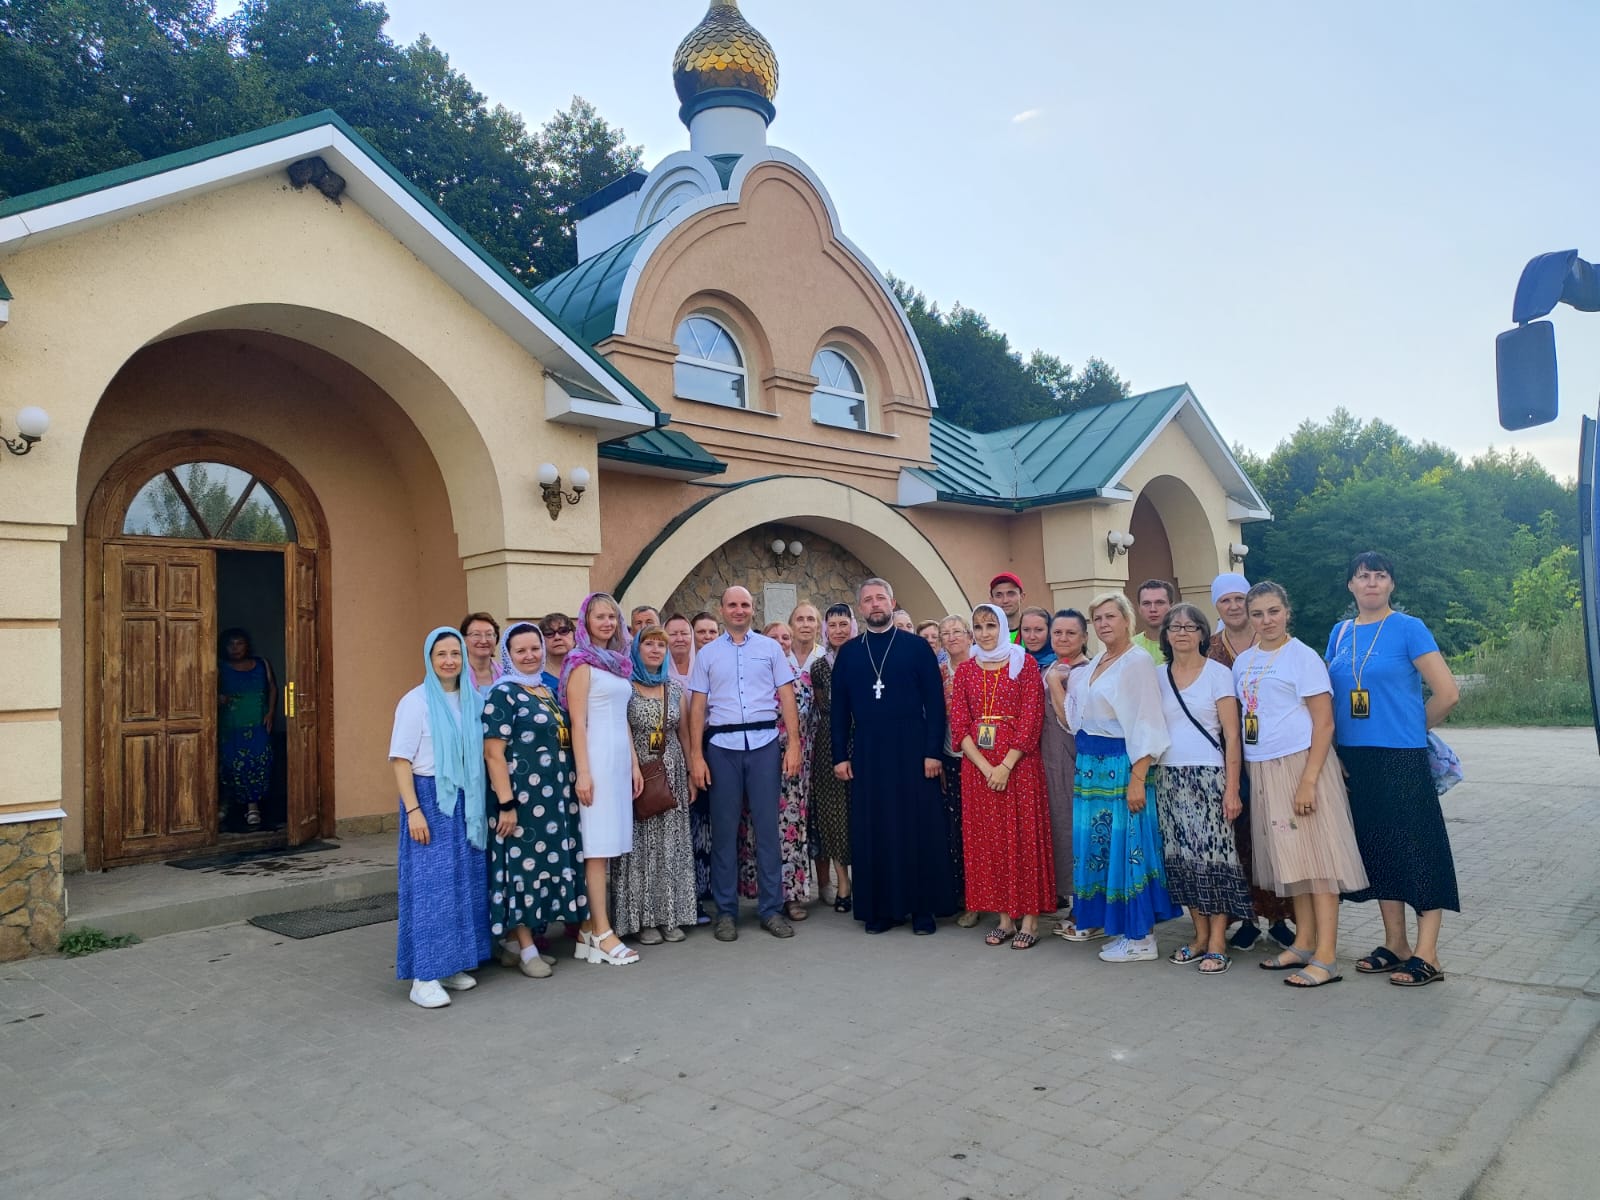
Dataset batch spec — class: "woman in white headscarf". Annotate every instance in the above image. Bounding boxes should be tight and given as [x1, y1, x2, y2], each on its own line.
[949, 604, 1054, 949]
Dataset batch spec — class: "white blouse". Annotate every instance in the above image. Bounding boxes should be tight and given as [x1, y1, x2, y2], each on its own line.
[1065, 648, 1171, 764]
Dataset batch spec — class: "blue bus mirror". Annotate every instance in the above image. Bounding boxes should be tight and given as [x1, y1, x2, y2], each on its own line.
[1496, 320, 1559, 430]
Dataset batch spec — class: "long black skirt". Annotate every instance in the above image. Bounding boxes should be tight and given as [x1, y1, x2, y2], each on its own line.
[1337, 745, 1460, 912]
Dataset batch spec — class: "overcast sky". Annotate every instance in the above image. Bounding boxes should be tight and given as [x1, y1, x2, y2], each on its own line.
[327, 1, 1600, 479]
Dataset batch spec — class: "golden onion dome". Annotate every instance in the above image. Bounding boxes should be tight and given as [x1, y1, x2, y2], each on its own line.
[672, 0, 779, 124]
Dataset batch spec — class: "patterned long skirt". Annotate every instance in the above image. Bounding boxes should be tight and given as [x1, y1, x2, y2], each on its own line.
[942, 755, 966, 908]
[396, 776, 489, 981]
[1072, 734, 1180, 939]
[1151, 764, 1252, 919]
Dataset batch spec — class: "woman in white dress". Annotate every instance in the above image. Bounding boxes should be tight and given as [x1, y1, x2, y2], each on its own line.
[560, 592, 643, 966]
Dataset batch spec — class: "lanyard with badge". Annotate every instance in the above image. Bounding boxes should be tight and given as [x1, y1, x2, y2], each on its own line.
[1238, 643, 1286, 745]
[976, 663, 1005, 750]
[1345, 614, 1390, 720]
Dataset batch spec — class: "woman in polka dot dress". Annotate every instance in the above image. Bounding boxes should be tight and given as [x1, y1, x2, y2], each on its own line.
[482, 622, 587, 978]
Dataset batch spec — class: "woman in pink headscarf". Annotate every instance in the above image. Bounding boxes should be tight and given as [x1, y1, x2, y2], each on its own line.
[561, 593, 644, 966]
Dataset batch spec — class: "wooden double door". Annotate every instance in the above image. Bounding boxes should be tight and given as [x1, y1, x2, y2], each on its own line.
[97, 541, 323, 864]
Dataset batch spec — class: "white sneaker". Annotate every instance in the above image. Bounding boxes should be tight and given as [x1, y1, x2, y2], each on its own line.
[409, 979, 451, 1008]
[1100, 935, 1158, 963]
[438, 971, 477, 991]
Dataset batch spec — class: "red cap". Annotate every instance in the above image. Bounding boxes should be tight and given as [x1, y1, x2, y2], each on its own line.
[988, 572, 1024, 592]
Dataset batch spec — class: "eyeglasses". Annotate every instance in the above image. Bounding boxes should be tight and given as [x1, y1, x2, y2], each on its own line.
[541, 626, 573, 637]
[1166, 623, 1202, 634]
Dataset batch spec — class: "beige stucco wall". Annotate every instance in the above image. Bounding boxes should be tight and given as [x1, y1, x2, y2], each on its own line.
[0, 172, 614, 853]
[57, 333, 466, 853]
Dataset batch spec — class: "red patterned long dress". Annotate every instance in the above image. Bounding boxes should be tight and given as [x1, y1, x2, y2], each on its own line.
[950, 655, 1056, 918]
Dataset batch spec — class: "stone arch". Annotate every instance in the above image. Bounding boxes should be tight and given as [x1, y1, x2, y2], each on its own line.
[615, 477, 969, 621]
[1127, 473, 1224, 605]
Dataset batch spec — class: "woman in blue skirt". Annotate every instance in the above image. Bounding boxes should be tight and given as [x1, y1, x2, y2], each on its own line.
[390, 627, 491, 1009]
[1062, 591, 1179, 962]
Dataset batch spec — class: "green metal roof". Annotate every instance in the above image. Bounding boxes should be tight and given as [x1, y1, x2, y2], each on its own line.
[532, 223, 659, 347]
[707, 154, 742, 188]
[908, 385, 1197, 509]
[0, 272, 10, 302]
[599, 426, 726, 477]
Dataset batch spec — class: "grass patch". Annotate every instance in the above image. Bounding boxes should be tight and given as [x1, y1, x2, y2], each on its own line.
[58, 927, 141, 957]
[1450, 610, 1595, 726]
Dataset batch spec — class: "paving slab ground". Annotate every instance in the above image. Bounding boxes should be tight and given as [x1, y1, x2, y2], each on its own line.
[4, 726, 1597, 1200]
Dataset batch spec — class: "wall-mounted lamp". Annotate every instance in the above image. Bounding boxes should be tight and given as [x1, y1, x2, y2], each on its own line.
[2, 406, 48, 457]
[770, 536, 804, 566]
[1228, 542, 1250, 566]
[1106, 529, 1135, 563]
[538, 462, 590, 520]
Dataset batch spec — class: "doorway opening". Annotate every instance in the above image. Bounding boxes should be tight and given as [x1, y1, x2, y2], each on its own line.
[217, 549, 287, 840]
[85, 433, 331, 870]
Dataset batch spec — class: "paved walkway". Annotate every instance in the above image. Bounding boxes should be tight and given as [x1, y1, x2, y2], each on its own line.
[3, 727, 1596, 1200]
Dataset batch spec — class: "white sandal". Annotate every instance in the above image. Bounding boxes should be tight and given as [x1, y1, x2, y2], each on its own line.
[1055, 920, 1110, 942]
[585, 929, 639, 966]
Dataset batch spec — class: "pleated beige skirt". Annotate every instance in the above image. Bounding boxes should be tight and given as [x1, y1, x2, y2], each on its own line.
[1245, 749, 1369, 897]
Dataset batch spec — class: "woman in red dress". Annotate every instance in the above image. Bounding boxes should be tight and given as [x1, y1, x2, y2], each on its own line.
[950, 604, 1055, 949]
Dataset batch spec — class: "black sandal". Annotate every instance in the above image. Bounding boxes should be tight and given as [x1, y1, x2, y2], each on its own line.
[1356, 946, 1405, 974]
[1390, 957, 1444, 987]
[985, 925, 1013, 947]
[833, 894, 852, 913]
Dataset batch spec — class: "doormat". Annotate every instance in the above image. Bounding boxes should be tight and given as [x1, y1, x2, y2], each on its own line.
[248, 892, 399, 939]
[168, 840, 341, 871]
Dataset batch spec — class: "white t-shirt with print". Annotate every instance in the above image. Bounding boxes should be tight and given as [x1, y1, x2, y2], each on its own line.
[1230, 638, 1331, 762]
[1157, 658, 1234, 768]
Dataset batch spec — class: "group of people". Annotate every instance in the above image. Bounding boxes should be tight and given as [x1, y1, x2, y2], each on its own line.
[389, 552, 1462, 1008]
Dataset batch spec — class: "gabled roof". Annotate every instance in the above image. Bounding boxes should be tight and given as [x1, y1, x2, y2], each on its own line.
[901, 385, 1271, 519]
[0, 110, 659, 441]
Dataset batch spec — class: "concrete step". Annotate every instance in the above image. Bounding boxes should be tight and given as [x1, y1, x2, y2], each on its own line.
[63, 833, 398, 941]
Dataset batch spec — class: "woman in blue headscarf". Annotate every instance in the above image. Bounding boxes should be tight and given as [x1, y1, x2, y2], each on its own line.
[612, 624, 698, 943]
[389, 627, 490, 1009]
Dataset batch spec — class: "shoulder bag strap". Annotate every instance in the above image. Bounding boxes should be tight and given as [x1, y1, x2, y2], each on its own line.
[1167, 664, 1223, 753]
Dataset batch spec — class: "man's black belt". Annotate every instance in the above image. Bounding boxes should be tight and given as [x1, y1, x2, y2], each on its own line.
[704, 720, 777, 737]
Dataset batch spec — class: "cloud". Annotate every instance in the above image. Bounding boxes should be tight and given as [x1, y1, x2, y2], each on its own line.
[1011, 108, 1044, 124]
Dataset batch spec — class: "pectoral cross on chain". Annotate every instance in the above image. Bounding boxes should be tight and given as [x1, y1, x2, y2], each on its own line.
[872, 679, 885, 700]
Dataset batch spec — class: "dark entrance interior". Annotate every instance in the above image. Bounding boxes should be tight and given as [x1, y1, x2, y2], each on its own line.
[217, 548, 287, 838]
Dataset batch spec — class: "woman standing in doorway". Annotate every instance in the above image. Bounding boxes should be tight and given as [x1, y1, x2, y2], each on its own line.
[390, 628, 489, 1009]
[809, 603, 856, 911]
[482, 623, 584, 979]
[1326, 553, 1460, 988]
[1042, 610, 1090, 924]
[1234, 581, 1368, 988]
[614, 625, 698, 944]
[219, 628, 276, 830]
[562, 593, 644, 966]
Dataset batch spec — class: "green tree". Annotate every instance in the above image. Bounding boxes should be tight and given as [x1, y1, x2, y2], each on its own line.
[1510, 545, 1580, 632]
[889, 275, 1130, 431]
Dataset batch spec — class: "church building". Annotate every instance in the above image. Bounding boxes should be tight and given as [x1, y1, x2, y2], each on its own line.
[0, 0, 1267, 957]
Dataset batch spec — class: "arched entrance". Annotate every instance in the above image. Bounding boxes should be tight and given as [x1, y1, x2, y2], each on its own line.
[84, 432, 332, 868]
[615, 478, 969, 621]
[1125, 474, 1223, 605]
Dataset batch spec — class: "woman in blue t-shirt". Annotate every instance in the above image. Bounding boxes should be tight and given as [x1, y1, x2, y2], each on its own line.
[1325, 552, 1460, 988]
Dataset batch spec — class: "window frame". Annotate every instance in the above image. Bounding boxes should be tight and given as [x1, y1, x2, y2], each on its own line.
[809, 344, 870, 431]
[672, 314, 749, 411]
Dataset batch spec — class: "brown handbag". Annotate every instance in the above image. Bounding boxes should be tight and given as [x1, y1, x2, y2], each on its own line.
[632, 686, 677, 820]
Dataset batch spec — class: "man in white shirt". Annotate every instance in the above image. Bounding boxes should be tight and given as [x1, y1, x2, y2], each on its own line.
[688, 586, 802, 941]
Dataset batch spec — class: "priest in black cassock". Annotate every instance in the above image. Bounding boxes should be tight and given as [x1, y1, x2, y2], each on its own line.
[830, 577, 956, 933]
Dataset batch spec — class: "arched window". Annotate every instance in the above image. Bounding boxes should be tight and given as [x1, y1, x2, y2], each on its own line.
[122, 461, 297, 544]
[810, 347, 868, 430]
[674, 315, 747, 408]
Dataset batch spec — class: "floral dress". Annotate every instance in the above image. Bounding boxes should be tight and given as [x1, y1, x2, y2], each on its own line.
[739, 667, 814, 903]
[613, 682, 698, 934]
[808, 656, 851, 865]
[482, 681, 587, 937]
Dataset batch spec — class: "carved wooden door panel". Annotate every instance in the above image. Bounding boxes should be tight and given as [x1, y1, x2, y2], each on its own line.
[101, 545, 217, 863]
[283, 546, 322, 844]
